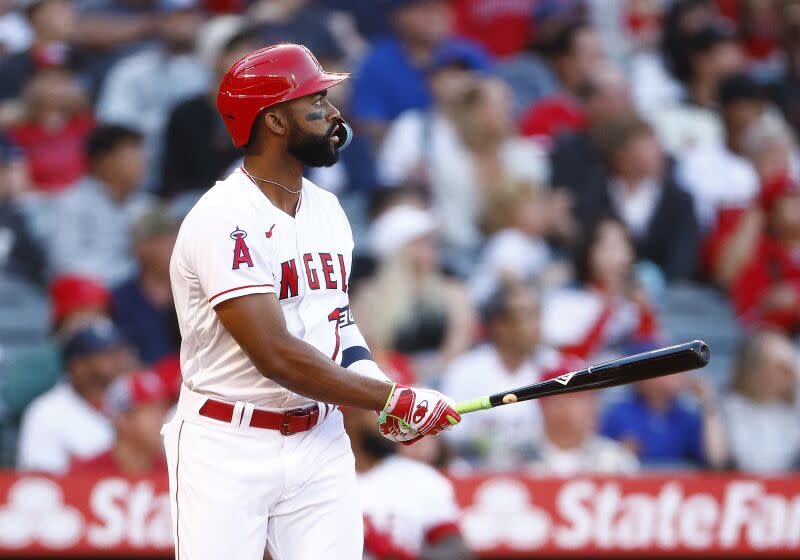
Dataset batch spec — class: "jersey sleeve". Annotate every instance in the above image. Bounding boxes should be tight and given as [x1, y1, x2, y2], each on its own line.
[185, 210, 277, 307]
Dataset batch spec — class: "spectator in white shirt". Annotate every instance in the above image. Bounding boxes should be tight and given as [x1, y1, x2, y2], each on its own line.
[17, 319, 137, 473]
[677, 73, 772, 230]
[442, 282, 560, 470]
[48, 125, 153, 287]
[722, 330, 800, 473]
[95, 0, 208, 188]
[531, 360, 639, 476]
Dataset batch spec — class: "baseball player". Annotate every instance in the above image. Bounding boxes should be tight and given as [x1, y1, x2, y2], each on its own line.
[163, 43, 462, 560]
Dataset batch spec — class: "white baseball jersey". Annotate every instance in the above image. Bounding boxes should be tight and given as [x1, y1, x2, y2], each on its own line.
[170, 167, 357, 407]
[359, 456, 462, 559]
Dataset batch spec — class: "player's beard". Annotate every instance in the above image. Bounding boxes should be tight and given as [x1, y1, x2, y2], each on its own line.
[287, 118, 340, 168]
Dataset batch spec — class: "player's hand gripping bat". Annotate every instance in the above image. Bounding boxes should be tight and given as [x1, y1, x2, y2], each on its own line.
[454, 340, 710, 414]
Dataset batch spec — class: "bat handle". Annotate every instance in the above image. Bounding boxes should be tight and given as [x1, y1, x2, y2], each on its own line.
[454, 396, 492, 415]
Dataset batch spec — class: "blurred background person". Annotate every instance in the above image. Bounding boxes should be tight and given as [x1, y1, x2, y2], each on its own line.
[158, 17, 257, 200]
[352, 204, 476, 383]
[549, 61, 635, 206]
[16, 319, 136, 473]
[71, 369, 171, 474]
[531, 362, 640, 476]
[518, 21, 605, 143]
[441, 282, 559, 470]
[351, 0, 487, 145]
[648, 22, 744, 159]
[6, 67, 94, 193]
[577, 116, 699, 282]
[542, 217, 659, 361]
[469, 179, 571, 305]
[0, 274, 110, 419]
[48, 124, 153, 286]
[95, 0, 208, 189]
[601, 365, 727, 469]
[111, 205, 180, 365]
[730, 175, 800, 336]
[344, 406, 471, 560]
[723, 330, 800, 473]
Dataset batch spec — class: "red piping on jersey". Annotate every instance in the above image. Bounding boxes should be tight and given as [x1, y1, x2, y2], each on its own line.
[208, 283, 274, 303]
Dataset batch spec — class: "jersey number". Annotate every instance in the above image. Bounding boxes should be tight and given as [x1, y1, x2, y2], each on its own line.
[328, 307, 341, 361]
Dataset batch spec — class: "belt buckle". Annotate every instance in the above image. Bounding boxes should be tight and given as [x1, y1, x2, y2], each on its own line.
[280, 407, 311, 435]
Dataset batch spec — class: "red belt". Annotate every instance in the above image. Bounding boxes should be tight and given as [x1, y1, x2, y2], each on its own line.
[199, 399, 320, 435]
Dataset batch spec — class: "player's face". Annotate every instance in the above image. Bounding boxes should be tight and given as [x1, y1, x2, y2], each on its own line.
[285, 90, 342, 168]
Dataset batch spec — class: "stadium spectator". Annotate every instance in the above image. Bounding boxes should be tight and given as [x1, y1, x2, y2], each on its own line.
[550, 62, 634, 203]
[723, 330, 800, 473]
[95, 0, 208, 188]
[377, 40, 491, 192]
[71, 369, 170, 474]
[730, 175, 800, 335]
[344, 406, 470, 560]
[350, 0, 487, 144]
[351, 204, 476, 382]
[469, 180, 570, 304]
[541, 217, 659, 361]
[7, 67, 94, 192]
[648, 23, 744, 159]
[676, 73, 767, 230]
[159, 17, 257, 199]
[531, 361, 639, 475]
[518, 22, 604, 142]
[441, 282, 559, 470]
[112, 205, 180, 364]
[249, 0, 343, 60]
[769, 0, 800, 139]
[16, 319, 136, 473]
[437, 78, 548, 257]
[0, 1, 33, 55]
[576, 117, 699, 282]
[0, 136, 44, 286]
[0, 0, 78, 104]
[0, 274, 110, 417]
[451, 0, 535, 58]
[601, 368, 728, 469]
[48, 124, 153, 286]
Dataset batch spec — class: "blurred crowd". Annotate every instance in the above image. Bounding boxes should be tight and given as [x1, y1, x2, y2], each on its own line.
[1, 0, 800, 548]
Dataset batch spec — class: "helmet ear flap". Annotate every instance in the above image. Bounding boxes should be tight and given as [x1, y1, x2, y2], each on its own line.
[334, 118, 353, 151]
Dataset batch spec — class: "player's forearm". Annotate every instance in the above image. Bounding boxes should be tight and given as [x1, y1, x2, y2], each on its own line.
[258, 336, 393, 410]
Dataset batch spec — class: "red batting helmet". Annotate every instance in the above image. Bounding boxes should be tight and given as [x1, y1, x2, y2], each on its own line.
[217, 43, 350, 148]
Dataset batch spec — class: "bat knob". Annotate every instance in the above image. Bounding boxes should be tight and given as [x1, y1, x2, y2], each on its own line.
[502, 393, 518, 404]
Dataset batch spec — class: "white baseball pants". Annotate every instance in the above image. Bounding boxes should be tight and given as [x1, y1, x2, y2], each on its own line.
[162, 386, 363, 559]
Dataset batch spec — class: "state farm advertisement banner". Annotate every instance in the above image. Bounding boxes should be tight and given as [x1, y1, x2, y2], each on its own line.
[0, 472, 798, 557]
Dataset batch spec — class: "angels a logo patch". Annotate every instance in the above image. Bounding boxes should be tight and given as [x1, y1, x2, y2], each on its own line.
[230, 226, 254, 270]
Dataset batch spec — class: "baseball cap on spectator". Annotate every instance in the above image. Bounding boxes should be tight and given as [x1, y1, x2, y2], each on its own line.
[369, 204, 437, 259]
[718, 73, 768, 107]
[759, 174, 800, 212]
[429, 41, 493, 74]
[103, 369, 171, 418]
[62, 319, 125, 364]
[50, 275, 111, 326]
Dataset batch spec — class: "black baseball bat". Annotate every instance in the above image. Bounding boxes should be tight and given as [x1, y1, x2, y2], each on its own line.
[454, 340, 710, 414]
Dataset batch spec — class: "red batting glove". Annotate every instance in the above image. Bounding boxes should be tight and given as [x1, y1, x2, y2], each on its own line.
[378, 383, 461, 445]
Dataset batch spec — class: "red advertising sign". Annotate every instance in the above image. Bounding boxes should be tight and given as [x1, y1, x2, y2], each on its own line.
[0, 472, 798, 557]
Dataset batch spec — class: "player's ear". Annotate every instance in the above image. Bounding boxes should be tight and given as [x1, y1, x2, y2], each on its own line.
[263, 110, 288, 137]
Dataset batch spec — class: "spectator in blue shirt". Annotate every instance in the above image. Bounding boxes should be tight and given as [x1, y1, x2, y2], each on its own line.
[601, 369, 728, 469]
[350, 0, 490, 145]
[111, 205, 180, 365]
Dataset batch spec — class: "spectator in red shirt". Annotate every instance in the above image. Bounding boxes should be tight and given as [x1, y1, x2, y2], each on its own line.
[7, 67, 94, 193]
[731, 175, 800, 335]
[518, 22, 604, 143]
[72, 369, 171, 475]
